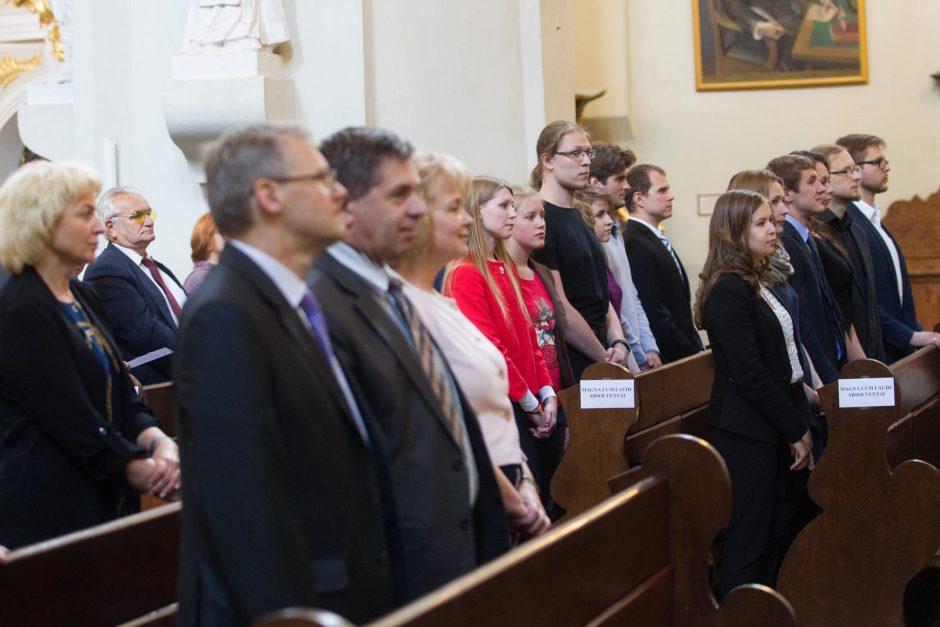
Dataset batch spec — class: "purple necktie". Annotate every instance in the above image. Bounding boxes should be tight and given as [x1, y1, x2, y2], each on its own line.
[299, 291, 335, 359]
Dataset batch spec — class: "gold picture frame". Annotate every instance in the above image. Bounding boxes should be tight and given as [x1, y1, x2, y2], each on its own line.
[693, 0, 868, 91]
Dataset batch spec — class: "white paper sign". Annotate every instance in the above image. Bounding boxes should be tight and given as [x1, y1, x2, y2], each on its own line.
[580, 379, 635, 409]
[838, 377, 895, 408]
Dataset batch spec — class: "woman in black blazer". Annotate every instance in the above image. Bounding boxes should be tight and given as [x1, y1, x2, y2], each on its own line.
[693, 190, 813, 598]
[0, 160, 180, 549]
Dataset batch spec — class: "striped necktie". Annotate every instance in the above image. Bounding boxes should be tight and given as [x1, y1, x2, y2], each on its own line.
[387, 279, 463, 444]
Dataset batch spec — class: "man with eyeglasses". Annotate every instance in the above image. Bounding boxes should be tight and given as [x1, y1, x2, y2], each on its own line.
[84, 187, 186, 383]
[174, 124, 396, 625]
[530, 121, 632, 379]
[812, 144, 885, 362]
[836, 134, 940, 361]
[622, 164, 703, 364]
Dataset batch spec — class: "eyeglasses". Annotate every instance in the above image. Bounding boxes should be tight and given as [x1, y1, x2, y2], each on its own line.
[830, 166, 861, 177]
[113, 208, 156, 224]
[554, 148, 594, 161]
[269, 169, 337, 187]
[856, 158, 889, 170]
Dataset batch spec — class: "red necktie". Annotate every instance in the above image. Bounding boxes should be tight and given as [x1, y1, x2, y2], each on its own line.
[141, 256, 182, 320]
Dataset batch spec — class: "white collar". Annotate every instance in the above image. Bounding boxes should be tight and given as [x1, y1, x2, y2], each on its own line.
[229, 240, 307, 308]
[111, 242, 146, 266]
[327, 242, 392, 293]
[629, 216, 665, 238]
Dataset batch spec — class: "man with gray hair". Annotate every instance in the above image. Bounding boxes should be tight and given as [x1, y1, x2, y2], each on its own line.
[83, 187, 185, 383]
[175, 124, 395, 625]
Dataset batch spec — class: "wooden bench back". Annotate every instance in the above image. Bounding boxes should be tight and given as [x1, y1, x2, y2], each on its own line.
[0, 502, 181, 626]
[262, 435, 795, 627]
[552, 352, 714, 519]
[142, 381, 176, 438]
[886, 346, 940, 469]
[624, 350, 714, 463]
[778, 356, 940, 627]
[551, 362, 636, 518]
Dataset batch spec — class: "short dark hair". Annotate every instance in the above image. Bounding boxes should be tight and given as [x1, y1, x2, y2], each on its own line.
[790, 150, 829, 171]
[319, 127, 413, 200]
[836, 133, 886, 164]
[766, 154, 815, 193]
[625, 164, 665, 212]
[589, 142, 636, 183]
[204, 124, 308, 237]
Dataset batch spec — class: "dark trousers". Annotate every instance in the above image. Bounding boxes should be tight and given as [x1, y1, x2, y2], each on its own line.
[711, 429, 791, 599]
[513, 404, 566, 515]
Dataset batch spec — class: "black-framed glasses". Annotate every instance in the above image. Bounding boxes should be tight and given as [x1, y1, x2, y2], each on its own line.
[856, 158, 889, 170]
[830, 166, 861, 177]
[554, 148, 594, 161]
[113, 208, 156, 224]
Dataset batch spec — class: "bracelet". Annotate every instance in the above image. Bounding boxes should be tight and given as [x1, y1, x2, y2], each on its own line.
[610, 339, 629, 351]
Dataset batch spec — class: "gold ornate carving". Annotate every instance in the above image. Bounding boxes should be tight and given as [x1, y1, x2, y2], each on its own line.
[0, 52, 41, 88]
[8, 0, 63, 61]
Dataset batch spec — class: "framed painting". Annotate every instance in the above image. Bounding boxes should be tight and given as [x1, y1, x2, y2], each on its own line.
[693, 0, 868, 91]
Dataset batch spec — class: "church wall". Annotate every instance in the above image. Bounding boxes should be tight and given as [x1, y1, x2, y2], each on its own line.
[575, 0, 940, 295]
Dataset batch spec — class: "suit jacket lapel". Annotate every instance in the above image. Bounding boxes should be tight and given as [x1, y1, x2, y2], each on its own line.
[222, 248, 366, 441]
[113, 245, 177, 328]
[635, 222, 686, 288]
[318, 255, 454, 435]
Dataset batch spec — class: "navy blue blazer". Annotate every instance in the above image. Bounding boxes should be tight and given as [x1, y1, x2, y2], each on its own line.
[83, 242, 181, 384]
[780, 222, 843, 384]
[175, 246, 394, 625]
[848, 202, 922, 362]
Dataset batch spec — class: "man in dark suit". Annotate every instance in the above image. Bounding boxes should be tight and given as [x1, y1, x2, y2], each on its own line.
[812, 144, 886, 362]
[623, 164, 703, 363]
[308, 127, 509, 602]
[83, 188, 185, 383]
[174, 125, 395, 625]
[836, 133, 940, 361]
[768, 154, 844, 384]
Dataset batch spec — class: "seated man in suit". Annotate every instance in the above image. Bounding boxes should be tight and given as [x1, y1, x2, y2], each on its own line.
[308, 126, 509, 602]
[623, 164, 703, 364]
[174, 124, 395, 625]
[83, 188, 185, 383]
[836, 133, 940, 361]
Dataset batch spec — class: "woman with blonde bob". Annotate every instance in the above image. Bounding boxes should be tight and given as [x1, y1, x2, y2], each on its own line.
[694, 189, 813, 598]
[0, 161, 180, 550]
[395, 156, 549, 538]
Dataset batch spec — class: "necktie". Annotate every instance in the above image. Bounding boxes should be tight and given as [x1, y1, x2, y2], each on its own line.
[141, 256, 182, 320]
[387, 279, 463, 444]
[804, 236, 845, 361]
[658, 235, 684, 283]
[298, 290, 369, 442]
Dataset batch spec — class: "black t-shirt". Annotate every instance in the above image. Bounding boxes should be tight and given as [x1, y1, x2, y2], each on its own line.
[531, 200, 609, 333]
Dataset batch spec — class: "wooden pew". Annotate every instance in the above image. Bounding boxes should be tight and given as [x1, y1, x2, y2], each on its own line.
[259, 435, 797, 627]
[139, 381, 177, 512]
[0, 502, 181, 627]
[777, 349, 940, 627]
[551, 351, 714, 519]
[141, 381, 176, 438]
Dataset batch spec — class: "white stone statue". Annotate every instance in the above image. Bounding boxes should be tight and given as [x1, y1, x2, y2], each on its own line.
[182, 0, 289, 54]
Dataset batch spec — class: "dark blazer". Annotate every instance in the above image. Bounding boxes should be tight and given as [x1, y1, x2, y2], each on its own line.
[0, 266, 9, 290]
[309, 252, 509, 602]
[0, 268, 157, 549]
[703, 274, 811, 445]
[531, 260, 576, 389]
[623, 219, 703, 363]
[83, 242, 182, 384]
[848, 202, 923, 362]
[174, 246, 394, 625]
[780, 222, 842, 384]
